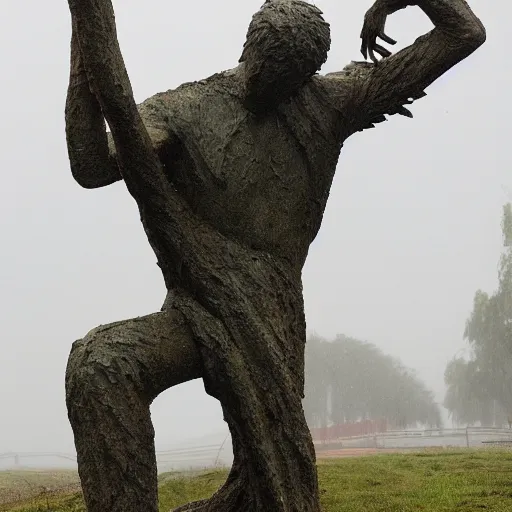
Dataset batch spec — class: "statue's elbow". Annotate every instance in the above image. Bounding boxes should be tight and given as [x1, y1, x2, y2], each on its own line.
[464, 21, 487, 52]
[70, 164, 121, 190]
[71, 169, 96, 189]
[471, 24, 486, 49]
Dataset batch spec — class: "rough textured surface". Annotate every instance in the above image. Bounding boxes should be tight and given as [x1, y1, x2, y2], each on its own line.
[240, 0, 331, 113]
[66, 311, 201, 512]
[63, 0, 485, 510]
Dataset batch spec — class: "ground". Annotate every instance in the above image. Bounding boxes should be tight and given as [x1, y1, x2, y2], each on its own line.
[0, 470, 80, 509]
[2, 449, 512, 511]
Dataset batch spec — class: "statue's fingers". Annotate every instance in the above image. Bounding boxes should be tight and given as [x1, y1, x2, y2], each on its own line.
[360, 26, 372, 59]
[360, 30, 369, 59]
[360, 42, 368, 60]
[368, 45, 378, 64]
[374, 43, 392, 59]
[379, 31, 397, 45]
[366, 36, 384, 64]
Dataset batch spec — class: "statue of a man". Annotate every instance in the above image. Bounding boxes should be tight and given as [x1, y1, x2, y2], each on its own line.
[64, 1, 485, 511]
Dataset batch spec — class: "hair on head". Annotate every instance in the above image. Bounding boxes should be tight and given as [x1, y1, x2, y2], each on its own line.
[240, 0, 331, 113]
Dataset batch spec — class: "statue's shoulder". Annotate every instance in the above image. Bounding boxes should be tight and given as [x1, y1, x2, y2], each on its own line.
[318, 61, 374, 90]
[144, 67, 242, 109]
[136, 68, 244, 144]
[309, 61, 375, 110]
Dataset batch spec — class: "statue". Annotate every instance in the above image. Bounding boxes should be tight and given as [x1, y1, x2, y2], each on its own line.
[64, 0, 485, 510]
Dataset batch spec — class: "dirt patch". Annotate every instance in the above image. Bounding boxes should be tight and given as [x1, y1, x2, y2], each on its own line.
[317, 447, 407, 458]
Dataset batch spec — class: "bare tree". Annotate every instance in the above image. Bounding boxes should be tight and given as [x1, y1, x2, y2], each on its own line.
[64, 0, 485, 510]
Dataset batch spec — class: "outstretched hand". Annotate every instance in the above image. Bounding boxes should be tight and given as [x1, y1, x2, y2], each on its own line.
[360, 1, 400, 63]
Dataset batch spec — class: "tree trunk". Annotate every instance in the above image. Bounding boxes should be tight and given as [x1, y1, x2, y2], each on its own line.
[65, 1, 320, 510]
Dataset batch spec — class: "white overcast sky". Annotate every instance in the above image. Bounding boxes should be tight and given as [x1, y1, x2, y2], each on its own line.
[0, 0, 506, 455]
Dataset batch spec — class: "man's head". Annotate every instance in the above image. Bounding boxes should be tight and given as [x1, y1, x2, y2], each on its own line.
[240, 0, 331, 113]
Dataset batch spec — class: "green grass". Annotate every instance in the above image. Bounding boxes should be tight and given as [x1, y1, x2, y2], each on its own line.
[318, 450, 512, 511]
[0, 470, 80, 510]
[4, 450, 512, 511]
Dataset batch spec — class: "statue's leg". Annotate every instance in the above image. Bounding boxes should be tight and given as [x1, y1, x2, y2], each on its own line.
[65, 309, 202, 512]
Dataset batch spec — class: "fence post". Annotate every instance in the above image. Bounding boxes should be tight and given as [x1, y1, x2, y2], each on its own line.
[213, 434, 229, 467]
[465, 427, 470, 448]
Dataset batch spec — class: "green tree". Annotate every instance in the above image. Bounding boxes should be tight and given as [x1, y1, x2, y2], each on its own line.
[304, 335, 441, 429]
[303, 335, 331, 429]
[443, 357, 495, 425]
[444, 204, 512, 426]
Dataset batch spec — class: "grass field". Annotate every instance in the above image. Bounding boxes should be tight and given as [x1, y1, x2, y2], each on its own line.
[2, 449, 512, 511]
[0, 470, 80, 509]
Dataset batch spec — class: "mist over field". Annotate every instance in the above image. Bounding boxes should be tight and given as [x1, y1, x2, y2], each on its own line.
[0, 0, 507, 470]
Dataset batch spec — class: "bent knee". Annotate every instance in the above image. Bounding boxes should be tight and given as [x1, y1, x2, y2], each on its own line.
[65, 311, 202, 407]
[65, 323, 131, 401]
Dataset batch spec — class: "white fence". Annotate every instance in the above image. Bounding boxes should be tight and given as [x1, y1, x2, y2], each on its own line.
[0, 441, 233, 472]
[2, 427, 512, 471]
[314, 426, 512, 450]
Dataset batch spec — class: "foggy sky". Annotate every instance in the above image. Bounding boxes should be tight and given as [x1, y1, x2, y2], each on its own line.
[0, 0, 506, 455]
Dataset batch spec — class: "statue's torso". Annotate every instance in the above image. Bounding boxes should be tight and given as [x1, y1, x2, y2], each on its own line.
[148, 69, 350, 266]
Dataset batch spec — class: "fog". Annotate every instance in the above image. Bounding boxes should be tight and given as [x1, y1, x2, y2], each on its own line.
[0, 0, 506, 460]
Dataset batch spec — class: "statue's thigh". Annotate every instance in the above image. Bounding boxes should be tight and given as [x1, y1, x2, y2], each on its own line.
[66, 309, 202, 401]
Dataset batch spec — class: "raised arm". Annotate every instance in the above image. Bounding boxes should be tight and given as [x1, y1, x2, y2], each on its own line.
[333, 0, 486, 130]
[65, 21, 173, 190]
[65, 22, 118, 189]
